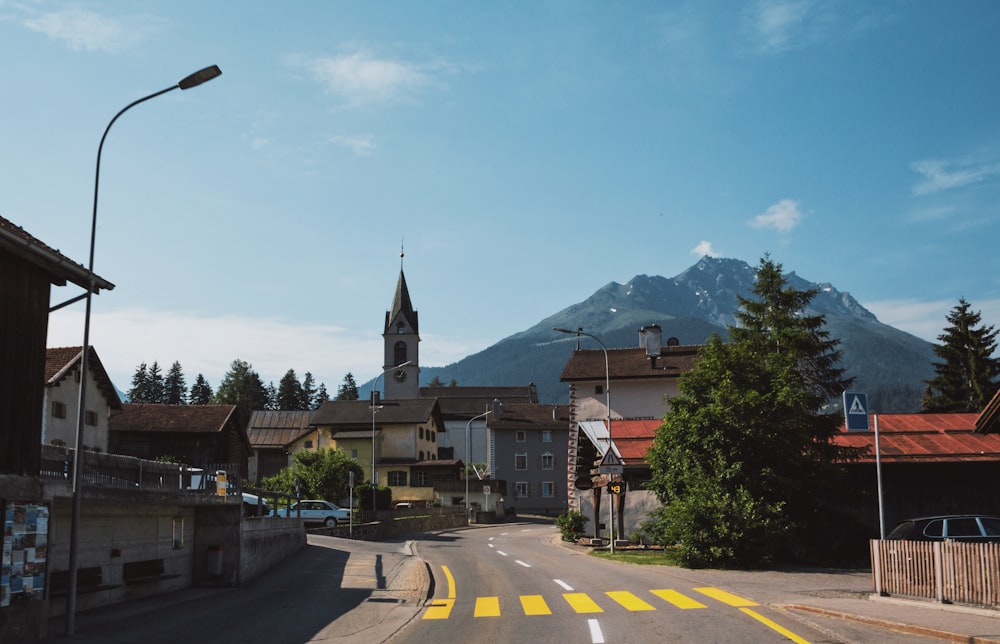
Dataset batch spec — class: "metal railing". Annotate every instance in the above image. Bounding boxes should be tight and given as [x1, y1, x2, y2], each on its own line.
[871, 539, 1000, 608]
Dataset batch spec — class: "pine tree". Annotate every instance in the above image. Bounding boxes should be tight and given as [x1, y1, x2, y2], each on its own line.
[128, 363, 150, 403]
[647, 255, 861, 567]
[164, 361, 188, 405]
[302, 372, 317, 409]
[147, 361, 166, 403]
[212, 359, 271, 428]
[336, 373, 359, 400]
[923, 298, 1000, 412]
[189, 374, 214, 405]
[313, 383, 330, 408]
[277, 369, 307, 411]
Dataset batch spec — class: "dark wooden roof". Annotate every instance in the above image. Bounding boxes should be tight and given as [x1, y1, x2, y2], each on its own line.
[421, 385, 539, 418]
[489, 403, 572, 432]
[311, 398, 443, 431]
[45, 346, 122, 410]
[977, 389, 1000, 435]
[246, 410, 313, 448]
[0, 215, 114, 292]
[112, 403, 238, 434]
[559, 344, 700, 382]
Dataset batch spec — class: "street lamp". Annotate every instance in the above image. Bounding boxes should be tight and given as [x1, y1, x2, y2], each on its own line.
[65, 65, 221, 635]
[554, 326, 617, 553]
[464, 402, 500, 524]
[371, 361, 412, 511]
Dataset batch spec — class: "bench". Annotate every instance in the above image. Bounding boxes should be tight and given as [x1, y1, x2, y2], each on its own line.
[49, 566, 118, 596]
[123, 558, 179, 584]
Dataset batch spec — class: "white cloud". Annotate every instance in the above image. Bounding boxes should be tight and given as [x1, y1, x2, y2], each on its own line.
[23, 8, 158, 53]
[690, 240, 720, 257]
[749, 198, 802, 233]
[331, 134, 376, 157]
[306, 48, 444, 106]
[911, 158, 1000, 196]
[46, 307, 382, 393]
[747, 0, 811, 53]
[864, 297, 1000, 343]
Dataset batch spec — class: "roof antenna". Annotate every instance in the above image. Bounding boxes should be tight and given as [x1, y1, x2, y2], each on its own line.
[400, 237, 405, 270]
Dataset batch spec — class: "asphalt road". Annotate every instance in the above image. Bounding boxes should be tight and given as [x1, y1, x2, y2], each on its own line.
[403, 521, 938, 644]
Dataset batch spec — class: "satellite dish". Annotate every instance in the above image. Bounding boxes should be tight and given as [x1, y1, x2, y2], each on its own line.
[666, 337, 680, 346]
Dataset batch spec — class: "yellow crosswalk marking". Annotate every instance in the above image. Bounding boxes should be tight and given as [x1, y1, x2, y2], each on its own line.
[563, 592, 603, 613]
[650, 589, 707, 609]
[475, 596, 501, 617]
[606, 591, 655, 611]
[740, 608, 811, 644]
[693, 587, 758, 607]
[520, 595, 552, 615]
[423, 598, 454, 620]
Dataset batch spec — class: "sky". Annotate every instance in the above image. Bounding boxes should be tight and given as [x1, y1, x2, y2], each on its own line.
[4, 1, 1000, 396]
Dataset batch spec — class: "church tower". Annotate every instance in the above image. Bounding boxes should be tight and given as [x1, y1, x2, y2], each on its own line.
[383, 253, 420, 399]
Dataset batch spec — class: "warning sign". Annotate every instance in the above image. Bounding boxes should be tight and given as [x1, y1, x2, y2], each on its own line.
[843, 392, 870, 431]
[598, 449, 623, 474]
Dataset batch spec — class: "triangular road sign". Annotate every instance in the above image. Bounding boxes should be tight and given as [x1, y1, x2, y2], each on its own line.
[599, 450, 622, 468]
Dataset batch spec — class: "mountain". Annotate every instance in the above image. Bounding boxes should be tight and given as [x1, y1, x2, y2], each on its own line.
[418, 256, 937, 412]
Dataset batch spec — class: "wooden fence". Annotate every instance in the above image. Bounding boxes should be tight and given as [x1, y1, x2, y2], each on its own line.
[871, 539, 1000, 608]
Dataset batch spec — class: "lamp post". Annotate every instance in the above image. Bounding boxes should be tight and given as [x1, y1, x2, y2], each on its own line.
[554, 326, 617, 553]
[371, 361, 412, 511]
[465, 409, 490, 524]
[65, 65, 221, 635]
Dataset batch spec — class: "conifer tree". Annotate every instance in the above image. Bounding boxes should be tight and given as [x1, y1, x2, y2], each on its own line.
[147, 361, 165, 403]
[189, 374, 214, 405]
[302, 372, 317, 409]
[336, 373, 359, 400]
[923, 298, 1000, 412]
[164, 361, 188, 405]
[212, 359, 271, 428]
[277, 369, 308, 411]
[313, 383, 330, 407]
[128, 362, 149, 403]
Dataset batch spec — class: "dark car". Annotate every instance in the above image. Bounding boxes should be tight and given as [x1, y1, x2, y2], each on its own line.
[886, 515, 1000, 543]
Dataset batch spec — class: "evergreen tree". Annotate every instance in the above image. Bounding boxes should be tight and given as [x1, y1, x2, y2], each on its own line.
[147, 361, 166, 403]
[646, 256, 861, 567]
[212, 359, 271, 428]
[164, 361, 188, 405]
[302, 372, 317, 409]
[336, 373, 359, 401]
[923, 298, 1000, 412]
[277, 369, 308, 411]
[313, 383, 330, 408]
[189, 374, 214, 405]
[128, 362, 150, 403]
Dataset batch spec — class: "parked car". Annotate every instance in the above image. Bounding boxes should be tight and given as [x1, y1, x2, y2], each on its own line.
[242, 492, 270, 517]
[272, 500, 351, 527]
[886, 515, 1000, 543]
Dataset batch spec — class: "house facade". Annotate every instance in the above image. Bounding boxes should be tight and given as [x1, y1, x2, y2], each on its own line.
[488, 403, 571, 516]
[43, 346, 122, 453]
[245, 410, 316, 483]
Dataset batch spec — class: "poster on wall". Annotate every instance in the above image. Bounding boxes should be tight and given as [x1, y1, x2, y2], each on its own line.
[1, 500, 49, 606]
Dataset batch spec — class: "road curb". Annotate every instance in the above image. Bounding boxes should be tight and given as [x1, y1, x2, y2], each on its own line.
[775, 603, 1000, 643]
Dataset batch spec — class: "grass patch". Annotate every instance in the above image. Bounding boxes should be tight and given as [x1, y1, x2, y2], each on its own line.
[589, 548, 683, 566]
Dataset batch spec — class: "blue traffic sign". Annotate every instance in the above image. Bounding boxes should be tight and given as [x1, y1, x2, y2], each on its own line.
[843, 391, 870, 431]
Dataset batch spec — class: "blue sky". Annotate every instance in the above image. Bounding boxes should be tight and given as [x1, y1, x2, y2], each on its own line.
[4, 1, 999, 394]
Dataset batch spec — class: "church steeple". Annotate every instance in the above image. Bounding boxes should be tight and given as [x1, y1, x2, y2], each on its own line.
[383, 250, 420, 399]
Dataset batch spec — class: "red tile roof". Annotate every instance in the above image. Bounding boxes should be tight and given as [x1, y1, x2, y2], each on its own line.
[832, 413, 1000, 463]
[112, 403, 238, 434]
[610, 419, 661, 462]
[45, 346, 122, 410]
[559, 345, 700, 382]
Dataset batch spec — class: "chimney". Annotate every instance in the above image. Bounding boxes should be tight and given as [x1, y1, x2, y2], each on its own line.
[639, 324, 662, 358]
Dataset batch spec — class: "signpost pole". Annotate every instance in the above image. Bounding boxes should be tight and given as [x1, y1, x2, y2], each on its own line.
[874, 412, 885, 539]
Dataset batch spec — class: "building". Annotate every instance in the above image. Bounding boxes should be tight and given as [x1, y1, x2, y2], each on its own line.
[488, 403, 571, 516]
[43, 346, 122, 453]
[245, 410, 315, 483]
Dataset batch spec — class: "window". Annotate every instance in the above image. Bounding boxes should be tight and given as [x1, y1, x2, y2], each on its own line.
[419, 451, 425, 461]
[541, 453, 554, 470]
[388, 471, 407, 486]
[515, 481, 529, 498]
[431, 431, 436, 443]
[541, 482, 555, 498]
[419, 427, 424, 439]
[542, 430, 552, 443]
[84, 410, 98, 426]
[515, 453, 527, 470]
[394, 340, 407, 365]
[413, 470, 430, 486]
[52, 401, 67, 419]
[515, 430, 526, 443]
[304, 440, 313, 449]
[351, 449, 358, 459]
[595, 384, 604, 395]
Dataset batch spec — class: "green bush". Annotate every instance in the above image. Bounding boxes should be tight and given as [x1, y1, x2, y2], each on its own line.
[555, 510, 589, 542]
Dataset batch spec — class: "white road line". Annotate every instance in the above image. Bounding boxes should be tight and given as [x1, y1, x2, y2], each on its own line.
[588, 619, 605, 644]
[489, 536, 494, 541]
[554, 579, 574, 591]
[488, 543, 495, 549]
[515, 560, 531, 567]
[497, 551, 508, 556]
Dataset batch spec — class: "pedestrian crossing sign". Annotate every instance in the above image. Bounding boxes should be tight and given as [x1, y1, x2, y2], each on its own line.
[843, 391, 870, 431]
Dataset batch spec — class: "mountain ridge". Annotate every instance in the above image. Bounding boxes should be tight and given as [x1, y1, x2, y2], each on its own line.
[410, 256, 935, 412]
